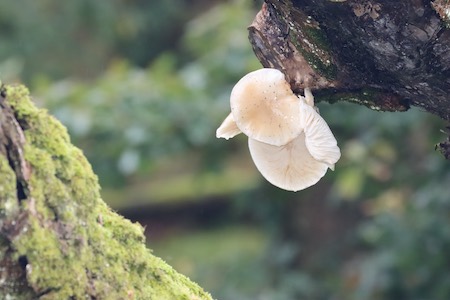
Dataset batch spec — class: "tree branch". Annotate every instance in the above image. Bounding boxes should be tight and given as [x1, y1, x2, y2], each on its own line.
[249, 0, 450, 118]
[249, 0, 450, 158]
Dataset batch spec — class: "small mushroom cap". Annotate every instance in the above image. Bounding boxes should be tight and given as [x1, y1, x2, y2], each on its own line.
[248, 133, 329, 192]
[230, 68, 302, 146]
[299, 98, 341, 169]
[216, 113, 241, 140]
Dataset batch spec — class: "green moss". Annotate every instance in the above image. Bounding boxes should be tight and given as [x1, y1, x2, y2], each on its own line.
[1, 84, 213, 299]
[0, 156, 19, 219]
[318, 89, 383, 110]
[302, 26, 330, 50]
[0, 147, 36, 299]
[288, 22, 337, 80]
[315, 88, 409, 112]
[272, 1, 338, 81]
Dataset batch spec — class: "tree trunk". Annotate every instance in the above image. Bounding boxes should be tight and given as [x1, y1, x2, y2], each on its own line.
[248, 0, 450, 156]
[0, 84, 212, 299]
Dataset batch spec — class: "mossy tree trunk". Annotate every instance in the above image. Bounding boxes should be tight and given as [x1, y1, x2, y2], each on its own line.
[0, 84, 213, 299]
[249, 0, 450, 156]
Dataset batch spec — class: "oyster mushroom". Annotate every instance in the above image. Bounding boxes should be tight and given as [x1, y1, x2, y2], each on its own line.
[216, 113, 241, 140]
[229, 68, 303, 146]
[216, 68, 340, 191]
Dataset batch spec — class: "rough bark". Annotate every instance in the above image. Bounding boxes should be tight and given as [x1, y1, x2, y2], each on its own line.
[249, 0, 450, 156]
[0, 84, 212, 299]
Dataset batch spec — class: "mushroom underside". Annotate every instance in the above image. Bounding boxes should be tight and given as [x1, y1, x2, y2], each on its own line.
[248, 133, 329, 192]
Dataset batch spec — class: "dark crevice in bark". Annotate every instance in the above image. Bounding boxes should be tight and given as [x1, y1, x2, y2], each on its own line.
[0, 84, 6, 98]
[4, 143, 28, 202]
[436, 126, 450, 159]
[0, 93, 32, 202]
[17, 255, 28, 270]
[36, 287, 59, 299]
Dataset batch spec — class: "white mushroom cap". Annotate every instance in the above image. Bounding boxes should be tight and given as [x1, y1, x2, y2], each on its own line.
[248, 133, 329, 192]
[216, 113, 241, 140]
[299, 97, 341, 170]
[248, 91, 340, 191]
[230, 68, 302, 146]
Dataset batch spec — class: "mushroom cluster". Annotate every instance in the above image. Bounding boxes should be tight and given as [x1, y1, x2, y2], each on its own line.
[216, 68, 340, 192]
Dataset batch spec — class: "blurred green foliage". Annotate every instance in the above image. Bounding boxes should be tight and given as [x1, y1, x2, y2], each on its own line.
[0, 0, 216, 82]
[31, 0, 260, 187]
[1, 0, 450, 299]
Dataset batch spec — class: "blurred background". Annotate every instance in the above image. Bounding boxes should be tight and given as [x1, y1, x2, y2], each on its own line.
[1, 0, 450, 299]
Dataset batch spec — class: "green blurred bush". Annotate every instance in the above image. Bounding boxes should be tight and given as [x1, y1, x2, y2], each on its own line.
[0, 0, 219, 82]
[31, 0, 261, 186]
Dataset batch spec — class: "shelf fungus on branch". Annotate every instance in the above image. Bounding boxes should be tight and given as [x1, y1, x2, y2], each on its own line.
[217, 68, 340, 192]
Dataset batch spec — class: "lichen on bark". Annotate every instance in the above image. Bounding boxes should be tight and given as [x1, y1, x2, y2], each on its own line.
[0, 84, 213, 300]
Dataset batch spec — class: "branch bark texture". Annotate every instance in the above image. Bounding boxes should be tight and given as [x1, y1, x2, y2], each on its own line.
[249, 0, 450, 120]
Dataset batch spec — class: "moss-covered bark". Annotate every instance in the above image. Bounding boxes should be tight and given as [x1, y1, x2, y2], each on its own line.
[0, 84, 213, 299]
